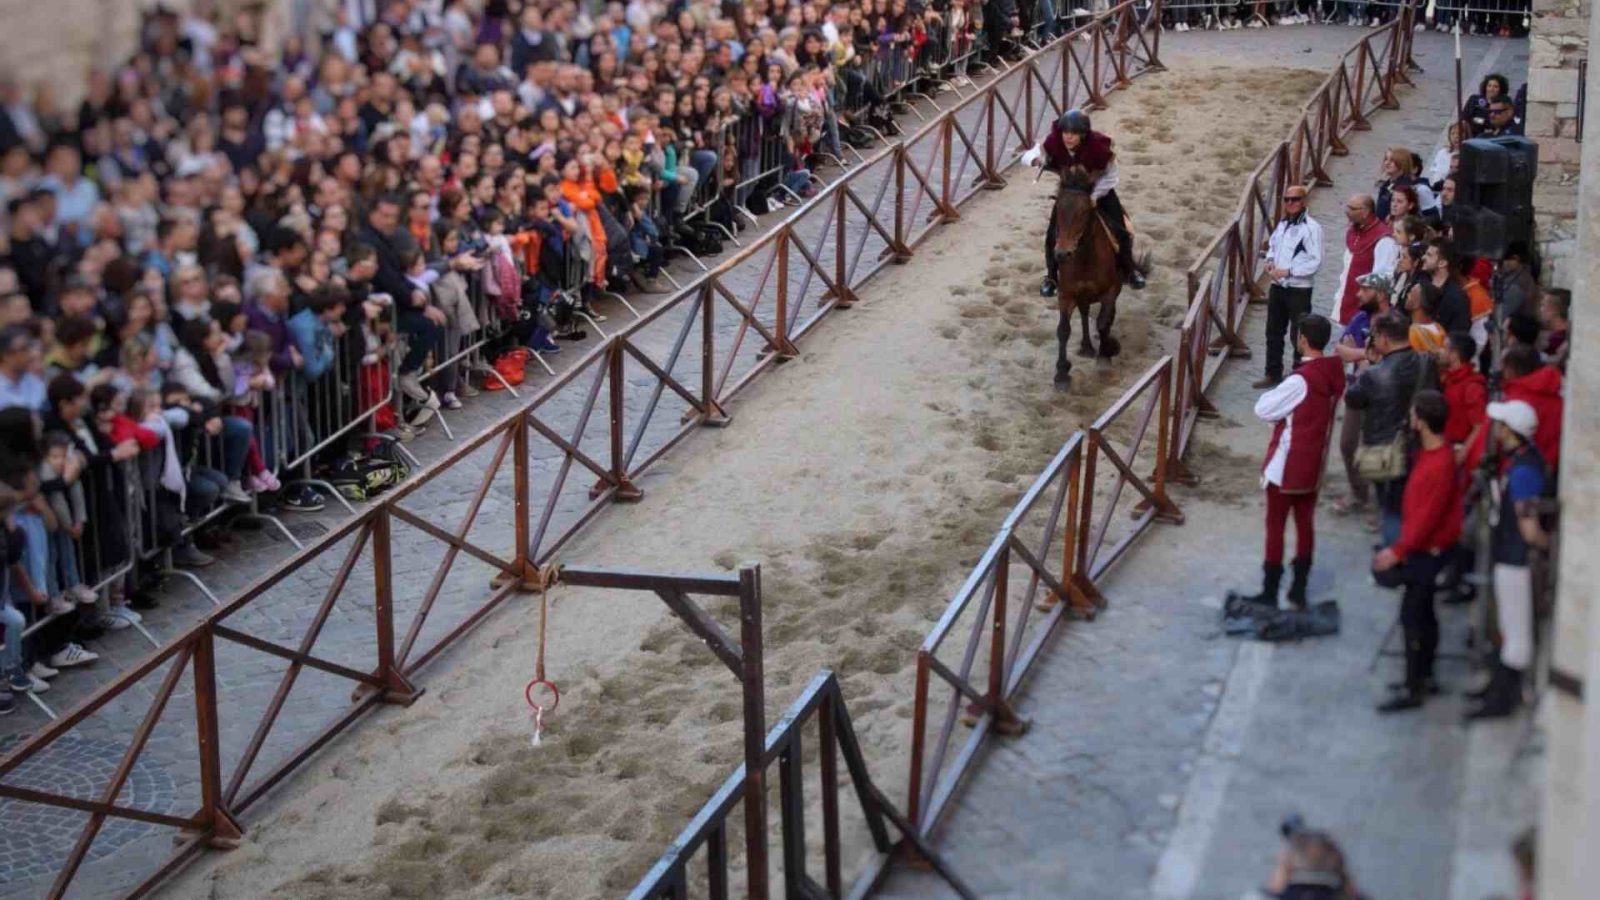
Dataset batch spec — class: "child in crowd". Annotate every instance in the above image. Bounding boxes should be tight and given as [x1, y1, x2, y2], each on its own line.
[38, 432, 95, 606]
[227, 331, 282, 486]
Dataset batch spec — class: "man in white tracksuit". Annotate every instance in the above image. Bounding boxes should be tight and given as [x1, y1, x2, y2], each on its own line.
[1253, 184, 1324, 388]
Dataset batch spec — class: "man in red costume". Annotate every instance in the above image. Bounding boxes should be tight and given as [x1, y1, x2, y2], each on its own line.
[1229, 315, 1346, 611]
[1023, 108, 1145, 295]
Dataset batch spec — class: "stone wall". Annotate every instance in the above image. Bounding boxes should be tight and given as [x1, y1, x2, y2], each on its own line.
[1529, 0, 1591, 287]
[0, 0, 286, 111]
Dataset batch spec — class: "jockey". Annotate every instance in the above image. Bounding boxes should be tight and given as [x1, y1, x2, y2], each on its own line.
[1022, 108, 1146, 295]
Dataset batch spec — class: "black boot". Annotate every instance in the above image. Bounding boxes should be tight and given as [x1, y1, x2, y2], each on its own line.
[1286, 557, 1312, 610]
[1465, 664, 1522, 721]
[1117, 242, 1146, 289]
[1225, 562, 1283, 616]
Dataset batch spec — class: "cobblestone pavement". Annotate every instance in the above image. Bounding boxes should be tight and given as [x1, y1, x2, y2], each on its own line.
[878, 29, 1537, 900]
[0, 41, 1091, 899]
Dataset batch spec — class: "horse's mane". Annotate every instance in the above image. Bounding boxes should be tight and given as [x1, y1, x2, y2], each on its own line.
[1059, 165, 1094, 193]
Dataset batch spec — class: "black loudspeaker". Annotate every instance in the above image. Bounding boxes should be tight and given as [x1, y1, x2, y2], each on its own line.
[1454, 136, 1538, 258]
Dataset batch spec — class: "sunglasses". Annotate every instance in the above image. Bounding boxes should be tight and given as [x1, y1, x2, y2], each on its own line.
[1283, 195, 1306, 203]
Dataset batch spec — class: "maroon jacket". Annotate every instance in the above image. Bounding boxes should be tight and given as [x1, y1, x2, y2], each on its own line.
[1338, 217, 1392, 324]
[1262, 355, 1346, 493]
[1042, 129, 1115, 176]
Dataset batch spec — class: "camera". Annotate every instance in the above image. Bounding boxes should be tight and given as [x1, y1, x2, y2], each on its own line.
[1280, 813, 1305, 839]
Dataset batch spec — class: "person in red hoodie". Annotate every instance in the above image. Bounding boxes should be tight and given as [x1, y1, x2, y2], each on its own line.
[1439, 333, 1488, 461]
[1437, 333, 1488, 604]
[1230, 316, 1345, 612]
[1464, 345, 1563, 474]
[1373, 390, 1463, 712]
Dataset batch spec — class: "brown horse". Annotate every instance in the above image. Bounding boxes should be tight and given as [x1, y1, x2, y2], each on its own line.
[1051, 167, 1127, 387]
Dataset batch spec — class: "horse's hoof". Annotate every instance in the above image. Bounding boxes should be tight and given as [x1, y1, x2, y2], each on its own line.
[1077, 344, 1097, 359]
[1053, 374, 1071, 392]
[1099, 336, 1122, 359]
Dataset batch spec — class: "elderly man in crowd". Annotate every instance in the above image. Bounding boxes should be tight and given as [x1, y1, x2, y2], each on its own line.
[1334, 194, 1397, 326]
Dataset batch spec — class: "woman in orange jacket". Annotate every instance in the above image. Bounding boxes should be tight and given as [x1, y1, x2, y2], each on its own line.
[559, 155, 617, 288]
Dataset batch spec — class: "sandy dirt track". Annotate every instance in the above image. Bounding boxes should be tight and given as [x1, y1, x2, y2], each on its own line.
[168, 61, 1329, 900]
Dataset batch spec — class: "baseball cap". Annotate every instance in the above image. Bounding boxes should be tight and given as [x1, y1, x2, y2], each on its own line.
[1355, 271, 1393, 295]
[1486, 400, 1538, 441]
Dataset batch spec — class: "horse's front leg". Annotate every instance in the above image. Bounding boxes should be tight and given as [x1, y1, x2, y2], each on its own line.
[1078, 301, 1096, 357]
[1096, 289, 1122, 358]
[1055, 306, 1073, 386]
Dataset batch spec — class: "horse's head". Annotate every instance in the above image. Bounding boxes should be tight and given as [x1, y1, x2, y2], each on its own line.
[1052, 166, 1096, 266]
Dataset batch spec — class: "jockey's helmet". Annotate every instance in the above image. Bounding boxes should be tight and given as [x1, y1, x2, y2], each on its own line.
[1058, 109, 1091, 135]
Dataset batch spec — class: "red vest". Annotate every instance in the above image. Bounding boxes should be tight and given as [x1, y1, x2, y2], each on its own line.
[1263, 356, 1347, 493]
[1339, 218, 1392, 324]
[1043, 129, 1115, 175]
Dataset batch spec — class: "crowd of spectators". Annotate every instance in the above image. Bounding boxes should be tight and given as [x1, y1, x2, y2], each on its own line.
[1235, 69, 1563, 726]
[0, 0, 1085, 714]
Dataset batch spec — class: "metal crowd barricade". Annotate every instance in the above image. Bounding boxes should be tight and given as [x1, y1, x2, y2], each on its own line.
[19, 457, 143, 663]
[730, 110, 799, 218]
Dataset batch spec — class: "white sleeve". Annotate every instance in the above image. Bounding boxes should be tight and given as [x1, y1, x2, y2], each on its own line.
[1020, 141, 1044, 167]
[1091, 159, 1119, 201]
[1265, 222, 1284, 261]
[1288, 218, 1323, 278]
[1371, 236, 1399, 279]
[1254, 373, 1307, 422]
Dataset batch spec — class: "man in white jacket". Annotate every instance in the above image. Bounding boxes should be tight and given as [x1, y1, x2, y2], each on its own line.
[1253, 185, 1324, 388]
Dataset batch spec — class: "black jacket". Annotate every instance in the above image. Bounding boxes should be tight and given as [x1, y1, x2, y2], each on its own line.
[1345, 347, 1436, 446]
[357, 223, 423, 309]
[1435, 280, 1471, 336]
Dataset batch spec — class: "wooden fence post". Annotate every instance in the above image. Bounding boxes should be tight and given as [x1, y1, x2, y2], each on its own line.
[371, 508, 422, 703]
[192, 630, 243, 847]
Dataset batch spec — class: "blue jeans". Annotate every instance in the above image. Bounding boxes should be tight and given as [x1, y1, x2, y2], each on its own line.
[1380, 508, 1402, 548]
[15, 513, 48, 600]
[783, 169, 813, 197]
[218, 416, 251, 480]
[187, 467, 229, 517]
[0, 602, 23, 679]
[690, 149, 718, 186]
[47, 528, 81, 596]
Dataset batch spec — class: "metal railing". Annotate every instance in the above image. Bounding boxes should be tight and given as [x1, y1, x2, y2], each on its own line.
[902, 356, 1182, 837]
[627, 670, 971, 900]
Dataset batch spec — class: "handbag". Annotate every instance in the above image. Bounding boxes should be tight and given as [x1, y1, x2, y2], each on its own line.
[1352, 354, 1434, 483]
[1354, 432, 1408, 483]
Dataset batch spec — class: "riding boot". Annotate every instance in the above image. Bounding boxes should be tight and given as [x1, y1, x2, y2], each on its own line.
[1225, 562, 1282, 616]
[1286, 557, 1312, 610]
[1116, 238, 1146, 289]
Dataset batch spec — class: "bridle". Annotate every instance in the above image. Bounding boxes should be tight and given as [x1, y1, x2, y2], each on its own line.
[1053, 179, 1094, 261]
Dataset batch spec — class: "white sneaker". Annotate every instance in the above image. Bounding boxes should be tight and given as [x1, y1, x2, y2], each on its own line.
[111, 605, 143, 624]
[18, 672, 48, 693]
[49, 643, 100, 668]
[398, 373, 432, 404]
[97, 612, 132, 631]
[30, 661, 59, 680]
[48, 596, 75, 616]
[223, 480, 252, 504]
[68, 585, 97, 605]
